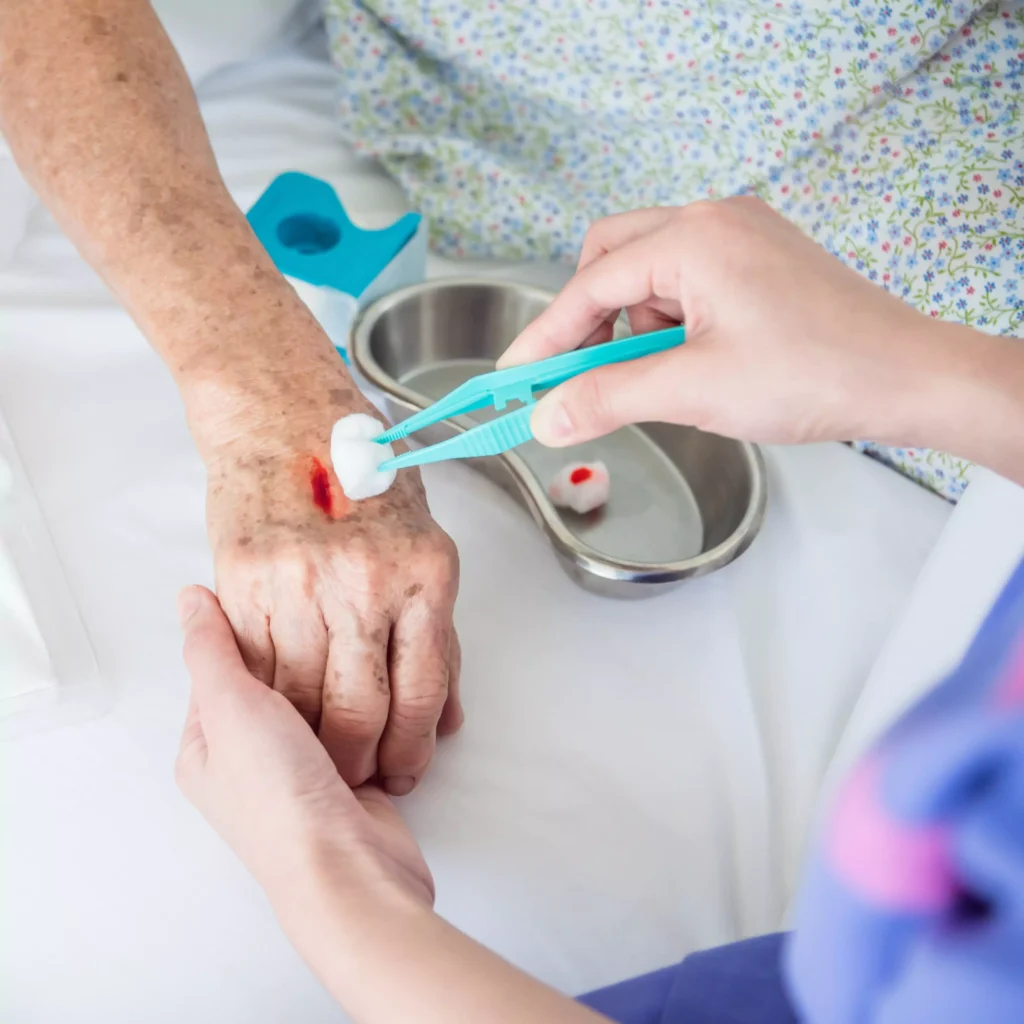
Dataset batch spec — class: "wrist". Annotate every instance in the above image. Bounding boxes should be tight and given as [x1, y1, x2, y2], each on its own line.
[177, 319, 373, 465]
[271, 830, 436, 967]
[873, 318, 1024, 479]
[924, 324, 1024, 478]
[95, 182, 370, 456]
[858, 316, 965, 447]
[267, 836, 598, 1024]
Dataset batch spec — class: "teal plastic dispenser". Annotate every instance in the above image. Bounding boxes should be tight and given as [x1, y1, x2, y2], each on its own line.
[247, 172, 427, 361]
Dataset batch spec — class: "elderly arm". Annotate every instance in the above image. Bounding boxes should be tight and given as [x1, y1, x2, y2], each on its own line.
[0, 0, 462, 794]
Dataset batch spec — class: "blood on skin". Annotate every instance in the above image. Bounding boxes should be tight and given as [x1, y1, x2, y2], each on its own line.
[310, 458, 333, 515]
[570, 466, 593, 485]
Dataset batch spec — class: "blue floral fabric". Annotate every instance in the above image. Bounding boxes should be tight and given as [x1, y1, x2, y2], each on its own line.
[325, 0, 1024, 500]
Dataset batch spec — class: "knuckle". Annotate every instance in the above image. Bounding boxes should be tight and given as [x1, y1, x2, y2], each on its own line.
[393, 688, 446, 728]
[679, 198, 762, 253]
[325, 700, 388, 740]
[348, 544, 387, 584]
[648, 204, 684, 228]
[271, 546, 316, 589]
[729, 194, 768, 214]
[566, 272, 614, 324]
[323, 670, 390, 737]
[216, 543, 262, 580]
[680, 198, 727, 229]
[333, 547, 388, 601]
[580, 219, 610, 257]
[277, 678, 322, 717]
[215, 572, 269, 617]
[417, 531, 460, 585]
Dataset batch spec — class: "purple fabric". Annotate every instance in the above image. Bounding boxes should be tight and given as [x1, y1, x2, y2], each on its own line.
[579, 557, 1024, 1024]
[580, 933, 796, 1024]
[786, 556, 1024, 1024]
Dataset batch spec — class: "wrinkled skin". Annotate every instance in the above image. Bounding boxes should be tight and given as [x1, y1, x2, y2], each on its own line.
[204, 381, 462, 797]
[0, 0, 463, 798]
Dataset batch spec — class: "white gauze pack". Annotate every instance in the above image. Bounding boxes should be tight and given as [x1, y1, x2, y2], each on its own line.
[330, 413, 397, 501]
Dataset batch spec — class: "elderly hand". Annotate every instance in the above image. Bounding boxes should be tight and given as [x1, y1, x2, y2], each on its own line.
[196, 370, 462, 798]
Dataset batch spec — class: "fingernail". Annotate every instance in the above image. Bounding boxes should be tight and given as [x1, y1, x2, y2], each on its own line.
[384, 775, 417, 797]
[495, 345, 519, 370]
[534, 402, 574, 444]
[177, 587, 201, 627]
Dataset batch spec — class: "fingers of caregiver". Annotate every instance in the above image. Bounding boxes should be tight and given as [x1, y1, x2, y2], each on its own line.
[531, 348, 706, 446]
[569, 207, 687, 344]
[500, 197, 792, 369]
[509, 212, 711, 446]
[506, 197, 935, 448]
[178, 586, 267, 724]
[499, 217, 689, 369]
[175, 585, 268, 800]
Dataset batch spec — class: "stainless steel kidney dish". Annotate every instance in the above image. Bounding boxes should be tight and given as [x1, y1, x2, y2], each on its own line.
[350, 279, 767, 598]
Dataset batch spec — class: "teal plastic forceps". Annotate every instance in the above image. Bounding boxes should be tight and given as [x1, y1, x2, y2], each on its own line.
[375, 324, 685, 471]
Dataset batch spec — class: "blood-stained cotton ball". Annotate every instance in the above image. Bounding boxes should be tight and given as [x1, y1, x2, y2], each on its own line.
[547, 461, 610, 514]
[330, 413, 397, 500]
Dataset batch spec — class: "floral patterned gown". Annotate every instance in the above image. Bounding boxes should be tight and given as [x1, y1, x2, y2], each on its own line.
[325, 0, 1024, 501]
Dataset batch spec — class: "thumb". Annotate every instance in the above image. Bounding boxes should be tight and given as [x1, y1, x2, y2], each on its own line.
[178, 586, 257, 713]
[530, 348, 705, 446]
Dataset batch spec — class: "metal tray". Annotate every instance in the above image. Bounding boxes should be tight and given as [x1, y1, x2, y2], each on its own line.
[351, 279, 767, 598]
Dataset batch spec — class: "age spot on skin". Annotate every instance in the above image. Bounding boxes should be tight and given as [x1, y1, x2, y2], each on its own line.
[155, 202, 184, 227]
[404, 583, 423, 599]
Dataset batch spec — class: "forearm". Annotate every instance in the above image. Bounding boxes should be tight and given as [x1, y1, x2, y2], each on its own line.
[886, 321, 1024, 488]
[0, 0, 363, 459]
[278, 869, 609, 1024]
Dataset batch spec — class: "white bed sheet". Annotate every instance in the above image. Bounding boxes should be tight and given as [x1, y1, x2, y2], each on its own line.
[826, 468, 1024, 785]
[0, 39, 959, 1022]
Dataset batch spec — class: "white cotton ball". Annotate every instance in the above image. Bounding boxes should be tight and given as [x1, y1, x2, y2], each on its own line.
[547, 461, 611, 514]
[330, 413, 398, 501]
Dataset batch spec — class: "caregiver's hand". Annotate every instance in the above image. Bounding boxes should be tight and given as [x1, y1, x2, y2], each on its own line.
[176, 585, 608, 1024]
[175, 582, 433, 905]
[499, 199, 1024, 474]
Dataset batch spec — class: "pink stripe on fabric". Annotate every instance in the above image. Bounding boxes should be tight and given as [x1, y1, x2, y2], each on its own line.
[827, 756, 954, 912]
[994, 636, 1024, 709]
